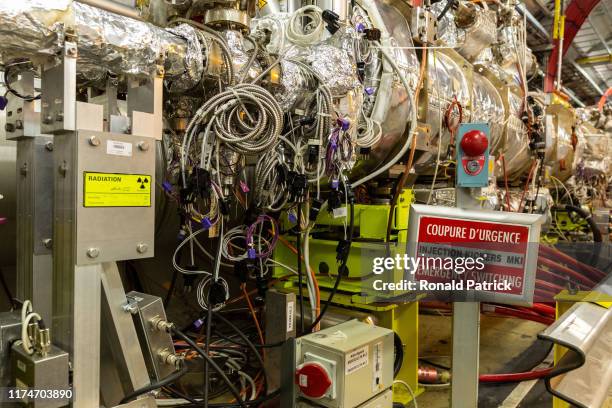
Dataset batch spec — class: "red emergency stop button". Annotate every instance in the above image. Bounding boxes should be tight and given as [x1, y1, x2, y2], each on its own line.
[295, 362, 332, 399]
[460, 130, 488, 157]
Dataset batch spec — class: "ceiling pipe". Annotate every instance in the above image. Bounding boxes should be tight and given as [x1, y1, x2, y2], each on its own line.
[575, 53, 612, 65]
[76, 0, 143, 21]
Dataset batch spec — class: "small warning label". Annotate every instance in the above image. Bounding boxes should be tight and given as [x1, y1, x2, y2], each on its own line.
[83, 172, 151, 207]
[346, 345, 368, 375]
[257, 0, 267, 9]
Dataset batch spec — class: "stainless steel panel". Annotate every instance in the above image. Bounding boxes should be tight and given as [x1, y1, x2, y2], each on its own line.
[71, 130, 156, 265]
[100, 262, 150, 404]
[539, 298, 612, 408]
[265, 290, 296, 393]
[15, 136, 53, 322]
[71, 264, 102, 408]
[126, 291, 177, 381]
[41, 44, 77, 135]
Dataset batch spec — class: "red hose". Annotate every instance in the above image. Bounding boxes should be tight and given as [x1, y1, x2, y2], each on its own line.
[534, 288, 558, 302]
[538, 257, 597, 287]
[537, 268, 588, 291]
[536, 279, 565, 293]
[487, 305, 554, 325]
[532, 303, 556, 316]
[539, 245, 605, 280]
[479, 368, 552, 383]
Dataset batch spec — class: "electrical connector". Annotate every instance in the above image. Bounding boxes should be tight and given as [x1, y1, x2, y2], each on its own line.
[336, 239, 351, 261]
[364, 28, 381, 41]
[310, 198, 325, 221]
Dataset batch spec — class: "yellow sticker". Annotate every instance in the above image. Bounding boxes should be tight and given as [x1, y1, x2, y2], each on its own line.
[83, 172, 151, 208]
[258, 0, 267, 9]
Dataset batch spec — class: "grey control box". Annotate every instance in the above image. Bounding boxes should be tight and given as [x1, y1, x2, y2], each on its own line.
[297, 320, 394, 408]
[126, 291, 178, 381]
[10, 344, 69, 408]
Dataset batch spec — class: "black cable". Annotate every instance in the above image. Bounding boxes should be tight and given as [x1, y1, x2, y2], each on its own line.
[213, 312, 268, 394]
[296, 201, 305, 334]
[119, 364, 189, 404]
[437, 0, 456, 21]
[3, 64, 41, 101]
[393, 332, 404, 378]
[565, 205, 602, 242]
[166, 389, 281, 407]
[215, 331, 287, 349]
[203, 307, 212, 408]
[566, 204, 602, 266]
[0, 268, 17, 310]
[172, 327, 247, 408]
[307, 199, 355, 332]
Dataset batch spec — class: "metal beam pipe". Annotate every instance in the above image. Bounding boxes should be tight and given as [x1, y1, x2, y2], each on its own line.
[575, 53, 612, 65]
[0, 1, 193, 81]
[571, 61, 604, 95]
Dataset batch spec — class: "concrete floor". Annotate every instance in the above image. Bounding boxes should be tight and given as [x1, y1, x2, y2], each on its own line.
[416, 312, 551, 408]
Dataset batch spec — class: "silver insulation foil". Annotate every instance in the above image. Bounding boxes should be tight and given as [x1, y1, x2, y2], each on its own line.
[472, 74, 504, 151]
[223, 29, 262, 83]
[0, 0, 198, 86]
[252, 15, 360, 109]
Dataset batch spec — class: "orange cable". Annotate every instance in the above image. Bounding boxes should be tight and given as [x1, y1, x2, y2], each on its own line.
[242, 283, 265, 346]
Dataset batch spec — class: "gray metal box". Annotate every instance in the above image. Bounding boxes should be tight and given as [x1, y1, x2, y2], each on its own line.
[54, 130, 155, 265]
[5, 72, 41, 141]
[357, 389, 393, 408]
[297, 320, 394, 408]
[10, 343, 69, 408]
[126, 291, 176, 381]
[0, 312, 22, 388]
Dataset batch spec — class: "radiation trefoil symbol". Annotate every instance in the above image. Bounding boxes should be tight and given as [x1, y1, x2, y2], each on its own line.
[137, 177, 149, 189]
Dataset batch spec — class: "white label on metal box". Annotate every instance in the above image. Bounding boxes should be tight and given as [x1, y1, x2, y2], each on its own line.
[287, 301, 294, 332]
[106, 140, 133, 157]
[346, 345, 368, 374]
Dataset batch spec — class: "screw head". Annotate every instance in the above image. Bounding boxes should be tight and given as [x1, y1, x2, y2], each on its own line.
[58, 161, 68, 176]
[45, 141, 54, 151]
[42, 239, 53, 249]
[88, 136, 100, 147]
[86, 247, 100, 258]
[136, 243, 148, 254]
[122, 302, 138, 314]
[138, 141, 150, 151]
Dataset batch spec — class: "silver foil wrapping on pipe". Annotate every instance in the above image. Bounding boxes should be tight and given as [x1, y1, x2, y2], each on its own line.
[166, 23, 205, 92]
[0, 0, 198, 85]
[223, 29, 262, 83]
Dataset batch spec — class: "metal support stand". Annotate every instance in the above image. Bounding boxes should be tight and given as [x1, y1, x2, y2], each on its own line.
[451, 187, 481, 408]
[450, 302, 480, 408]
[6, 71, 54, 321]
[43, 39, 159, 407]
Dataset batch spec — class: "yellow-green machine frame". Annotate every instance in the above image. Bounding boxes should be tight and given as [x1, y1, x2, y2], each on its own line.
[273, 189, 423, 405]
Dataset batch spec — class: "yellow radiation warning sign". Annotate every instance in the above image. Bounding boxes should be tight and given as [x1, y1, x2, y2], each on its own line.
[83, 172, 152, 208]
